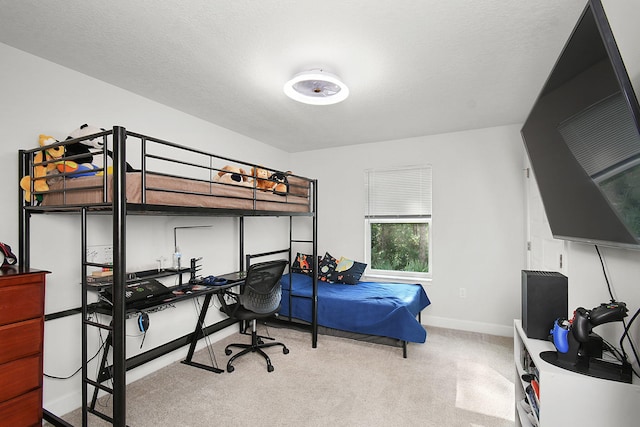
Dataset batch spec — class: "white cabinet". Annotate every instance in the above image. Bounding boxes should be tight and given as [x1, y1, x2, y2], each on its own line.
[514, 319, 640, 426]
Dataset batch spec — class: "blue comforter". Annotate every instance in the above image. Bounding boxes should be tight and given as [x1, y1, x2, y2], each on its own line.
[279, 273, 431, 343]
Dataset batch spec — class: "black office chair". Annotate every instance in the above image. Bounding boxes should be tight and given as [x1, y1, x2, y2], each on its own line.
[219, 259, 289, 373]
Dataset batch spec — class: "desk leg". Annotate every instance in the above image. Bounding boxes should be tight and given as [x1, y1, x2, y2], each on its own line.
[181, 293, 224, 373]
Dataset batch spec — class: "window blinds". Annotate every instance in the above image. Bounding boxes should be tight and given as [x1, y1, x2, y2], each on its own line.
[365, 165, 432, 218]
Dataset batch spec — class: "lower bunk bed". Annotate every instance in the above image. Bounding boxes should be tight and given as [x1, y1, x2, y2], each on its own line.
[276, 272, 431, 357]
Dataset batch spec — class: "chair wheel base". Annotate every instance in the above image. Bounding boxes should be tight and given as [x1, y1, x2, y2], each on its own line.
[223, 319, 288, 373]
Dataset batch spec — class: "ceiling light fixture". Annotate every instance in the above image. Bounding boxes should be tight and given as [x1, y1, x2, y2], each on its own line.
[283, 69, 349, 105]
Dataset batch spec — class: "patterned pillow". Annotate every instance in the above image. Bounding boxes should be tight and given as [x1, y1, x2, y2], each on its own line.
[330, 256, 367, 285]
[318, 252, 338, 282]
[291, 252, 314, 276]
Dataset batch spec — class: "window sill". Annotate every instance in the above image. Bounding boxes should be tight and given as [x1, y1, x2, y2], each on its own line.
[363, 273, 432, 284]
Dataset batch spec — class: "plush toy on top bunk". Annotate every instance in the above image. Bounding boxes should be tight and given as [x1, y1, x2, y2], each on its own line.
[251, 167, 290, 195]
[59, 124, 100, 176]
[58, 124, 134, 177]
[216, 165, 252, 186]
[19, 134, 65, 203]
[269, 170, 290, 195]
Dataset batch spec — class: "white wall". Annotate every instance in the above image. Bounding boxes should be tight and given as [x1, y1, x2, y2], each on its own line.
[0, 42, 292, 416]
[291, 125, 527, 336]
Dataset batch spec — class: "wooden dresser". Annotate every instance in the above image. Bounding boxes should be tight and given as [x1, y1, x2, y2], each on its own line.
[0, 267, 48, 427]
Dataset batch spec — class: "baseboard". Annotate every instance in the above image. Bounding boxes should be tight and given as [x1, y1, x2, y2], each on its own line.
[421, 315, 514, 337]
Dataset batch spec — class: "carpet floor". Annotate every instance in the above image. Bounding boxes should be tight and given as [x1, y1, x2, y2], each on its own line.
[51, 325, 515, 427]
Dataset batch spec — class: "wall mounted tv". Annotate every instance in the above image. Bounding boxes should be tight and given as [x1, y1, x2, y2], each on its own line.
[522, 0, 640, 249]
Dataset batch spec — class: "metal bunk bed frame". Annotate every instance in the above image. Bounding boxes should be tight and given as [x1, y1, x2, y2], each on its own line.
[18, 126, 318, 427]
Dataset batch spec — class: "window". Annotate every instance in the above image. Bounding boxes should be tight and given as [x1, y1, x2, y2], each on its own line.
[364, 165, 432, 279]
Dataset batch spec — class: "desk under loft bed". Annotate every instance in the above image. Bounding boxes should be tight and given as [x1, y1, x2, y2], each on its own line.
[18, 126, 318, 427]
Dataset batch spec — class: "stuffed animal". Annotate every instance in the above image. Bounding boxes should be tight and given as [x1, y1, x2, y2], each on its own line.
[216, 165, 251, 186]
[55, 159, 101, 177]
[64, 126, 96, 165]
[53, 124, 103, 177]
[19, 134, 65, 202]
[269, 171, 290, 195]
[251, 167, 276, 191]
[63, 124, 134, 174]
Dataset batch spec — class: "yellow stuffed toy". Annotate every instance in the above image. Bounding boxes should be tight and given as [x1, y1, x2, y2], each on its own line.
[20, 134, 65, 203]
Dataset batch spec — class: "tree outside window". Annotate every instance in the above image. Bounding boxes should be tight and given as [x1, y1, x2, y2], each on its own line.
[370, 221, 429, 273]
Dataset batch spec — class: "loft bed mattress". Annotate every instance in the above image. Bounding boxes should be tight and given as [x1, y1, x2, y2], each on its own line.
[279, 272, 431, 343]
[42, 172, 310, 212]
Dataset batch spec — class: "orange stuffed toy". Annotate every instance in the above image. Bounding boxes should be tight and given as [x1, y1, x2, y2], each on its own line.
[19, 134, 65, 203]
[251, 167, 276, 191]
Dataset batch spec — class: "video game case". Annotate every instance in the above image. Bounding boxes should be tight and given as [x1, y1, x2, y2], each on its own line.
[525, 385, 540, 419]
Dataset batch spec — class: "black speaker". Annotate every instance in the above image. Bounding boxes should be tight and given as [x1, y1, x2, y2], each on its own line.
[522, 270, 568, 340]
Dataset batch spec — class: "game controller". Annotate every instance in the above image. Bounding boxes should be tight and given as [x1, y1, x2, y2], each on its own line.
[551, 318, 570, 353]
[590, 301, 627, 324]
[572, 307, 591, 343]
[571, 302, 628, 343]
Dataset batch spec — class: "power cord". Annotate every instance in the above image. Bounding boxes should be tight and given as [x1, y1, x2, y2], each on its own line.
[44, 340, 107, 380]
[594, 245, 640, 378]
[595, 245, 616, 302]
[619, 307, 640, 378]
[44, 313, 109, 380]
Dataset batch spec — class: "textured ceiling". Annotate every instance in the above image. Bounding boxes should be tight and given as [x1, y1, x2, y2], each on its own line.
[0, 0, 587, 152]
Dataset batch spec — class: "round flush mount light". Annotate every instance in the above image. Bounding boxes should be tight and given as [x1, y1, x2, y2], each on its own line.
[283, 69, 349, 105]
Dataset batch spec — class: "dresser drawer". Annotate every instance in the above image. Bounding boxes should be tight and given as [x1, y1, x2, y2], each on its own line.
[0, 272, 46, 289]
[0, 318, 43, 365]
[0, 282, 44, 326]
[0, 355, 41, 403]
[0, 388, 42, 427]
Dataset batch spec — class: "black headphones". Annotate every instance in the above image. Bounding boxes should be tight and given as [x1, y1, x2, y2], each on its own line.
[202, 275, 228, 286]
[138, 312, 150, 332]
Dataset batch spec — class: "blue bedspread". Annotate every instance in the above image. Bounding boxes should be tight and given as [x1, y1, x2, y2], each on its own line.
[278, 273, 431, 343]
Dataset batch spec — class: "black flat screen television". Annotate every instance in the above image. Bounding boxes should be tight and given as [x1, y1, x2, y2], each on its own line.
[521, 0, 640, 249]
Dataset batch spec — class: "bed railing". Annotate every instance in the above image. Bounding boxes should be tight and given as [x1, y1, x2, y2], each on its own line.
[19, 125, 314, 214]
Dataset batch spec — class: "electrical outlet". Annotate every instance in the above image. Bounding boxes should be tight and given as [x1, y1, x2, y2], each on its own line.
[459, 287, 467, 298]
